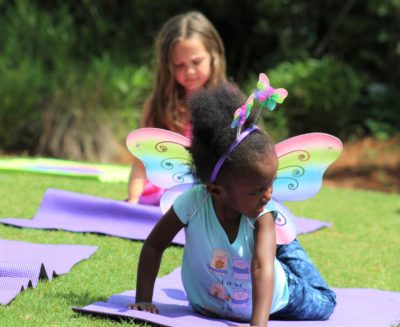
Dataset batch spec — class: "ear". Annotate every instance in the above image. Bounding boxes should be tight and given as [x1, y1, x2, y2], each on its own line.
[206, 183, 223, 197]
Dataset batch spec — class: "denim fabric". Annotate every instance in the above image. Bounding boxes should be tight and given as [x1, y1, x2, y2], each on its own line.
[270, 239, 336, 320]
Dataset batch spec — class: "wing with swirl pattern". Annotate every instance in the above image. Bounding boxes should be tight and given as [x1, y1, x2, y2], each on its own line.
[272, 133, 343, 202]
[126, 129, 342, 244]
[126, 128, 193, 190]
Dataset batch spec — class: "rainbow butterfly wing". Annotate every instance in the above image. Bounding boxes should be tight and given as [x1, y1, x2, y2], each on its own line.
[272, 133, 343, 202]
[126, 127, 299, 244]
[270, 199, 297, 245]
[159, 183, 194, 214]
[270, 133, 342, 243]
[126, 128, 342, 244]
[126, 128, 193, 190]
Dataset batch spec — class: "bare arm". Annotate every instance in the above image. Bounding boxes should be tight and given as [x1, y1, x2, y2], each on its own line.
[128, 207, 185, 312]
[126, 99, 153, 203]
[250, 212, 276, 327]
[127, 157, 146, 204]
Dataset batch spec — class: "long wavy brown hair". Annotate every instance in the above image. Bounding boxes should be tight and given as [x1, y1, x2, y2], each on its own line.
[141, 11, 227, 134]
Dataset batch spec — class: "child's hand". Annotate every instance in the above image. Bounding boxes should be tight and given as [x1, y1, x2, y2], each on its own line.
[128, 302, 159, 314]
[125, 197, 139, 204]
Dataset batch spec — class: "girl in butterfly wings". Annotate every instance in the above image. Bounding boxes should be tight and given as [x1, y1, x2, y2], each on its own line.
[127, 82, 339, 325]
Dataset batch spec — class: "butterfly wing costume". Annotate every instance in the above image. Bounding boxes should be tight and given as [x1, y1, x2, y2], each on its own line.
[126, 73, 343, 244]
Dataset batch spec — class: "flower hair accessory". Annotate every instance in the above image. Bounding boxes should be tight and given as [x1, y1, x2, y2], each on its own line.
[210, 73, 288, 182]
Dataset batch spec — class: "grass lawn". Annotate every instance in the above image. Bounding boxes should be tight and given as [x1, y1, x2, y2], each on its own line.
[0, 171, 399, 326]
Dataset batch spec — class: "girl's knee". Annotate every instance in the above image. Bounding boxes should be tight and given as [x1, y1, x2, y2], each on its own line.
[317, 290, 337, 320]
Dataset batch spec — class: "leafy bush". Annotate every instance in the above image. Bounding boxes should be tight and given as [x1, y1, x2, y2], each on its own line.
[248, 57, 364, 141]
[0, 0, 73, 152]
[0, 57, 48, 151]
[0, 0, 152, 159]
[363, 83, 399, 140]
[37, 56, 152, 161]
[1, 1, 398, 158]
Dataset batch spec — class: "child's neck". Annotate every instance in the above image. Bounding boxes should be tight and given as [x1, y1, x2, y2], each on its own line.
[211, 196, 241, 244]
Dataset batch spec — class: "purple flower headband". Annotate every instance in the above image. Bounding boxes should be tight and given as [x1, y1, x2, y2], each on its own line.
[209, 73, 288, 183]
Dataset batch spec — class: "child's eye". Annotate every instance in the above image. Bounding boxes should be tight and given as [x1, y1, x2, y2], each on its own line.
[173, 63, 185, 69]
[249, 188, 264, 196]
[192, 59, 203, 66]
[248, 183, 273, 196]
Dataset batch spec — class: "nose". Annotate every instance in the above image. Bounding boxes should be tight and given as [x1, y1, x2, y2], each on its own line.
[262, 187, 273, 202]
[186, 65, 196, 76]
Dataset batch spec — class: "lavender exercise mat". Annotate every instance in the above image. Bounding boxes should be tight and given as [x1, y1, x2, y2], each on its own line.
[0, 188, 185, 245]
[0, 189, 331, 246]
[74, 267, 400, 327]
[0, 239, 97, 305]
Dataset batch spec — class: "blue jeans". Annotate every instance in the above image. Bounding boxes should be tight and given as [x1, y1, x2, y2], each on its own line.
[270, 240, 336, 320]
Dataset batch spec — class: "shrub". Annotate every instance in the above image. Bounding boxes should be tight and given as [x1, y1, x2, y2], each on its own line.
[246, 57, 364, 141]
[363, 83, 399, 140]
[0, 57, 47, 152]
[0, 0, 73, 152]
[37, 56, 152, 161]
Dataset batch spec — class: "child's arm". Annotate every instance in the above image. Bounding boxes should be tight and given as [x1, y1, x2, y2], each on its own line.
[251, 212, 277, 327]
[126, 157, 146, 204]
[126, 98, 153, 204]
[128, 207, 185, 312]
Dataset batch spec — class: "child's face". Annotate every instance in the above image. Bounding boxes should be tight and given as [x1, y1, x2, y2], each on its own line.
[171, 37, 212, 95]
[220, 154, 278, 219]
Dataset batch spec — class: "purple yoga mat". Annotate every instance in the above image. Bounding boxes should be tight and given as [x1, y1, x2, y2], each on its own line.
[294, 216, 331, 235]
[74, 267, 400, 327]
[0, 188, 185, 245]
[0, 189, 331, 246]
[0, 239, 97, 305]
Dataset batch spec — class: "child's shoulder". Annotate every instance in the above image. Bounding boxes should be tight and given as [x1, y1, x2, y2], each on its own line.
[178, 184, 207, 203]
[173, 184, 208, 223]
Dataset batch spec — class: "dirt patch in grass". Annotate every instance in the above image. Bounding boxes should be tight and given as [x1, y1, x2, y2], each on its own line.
[324, 136, 400, 193]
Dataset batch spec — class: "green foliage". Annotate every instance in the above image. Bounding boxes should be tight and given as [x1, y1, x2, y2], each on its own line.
[38, 56, 152, 161]
[0, 0, 72, 151]
[251, 57, 364, 140]
[0, 1, 153, 159]
[0, 57, 47, 150]
[0, 0, 399, 157]
[364, 83, 400, 140]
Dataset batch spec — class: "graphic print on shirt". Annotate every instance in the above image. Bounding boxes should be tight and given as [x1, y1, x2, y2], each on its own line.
[232, 258, 250, 280]
[231, 289, 250, 308]
[208, 249, 228, 276]
[207, 249, 252, 317]
[209, 283, 231, 302]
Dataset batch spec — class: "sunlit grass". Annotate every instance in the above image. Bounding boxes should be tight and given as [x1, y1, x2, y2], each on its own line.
[0, 172, 399, 326]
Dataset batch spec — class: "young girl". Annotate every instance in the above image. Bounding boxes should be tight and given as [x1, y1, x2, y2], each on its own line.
[127, 11, 227, 204]
[128, 85, 336, 325]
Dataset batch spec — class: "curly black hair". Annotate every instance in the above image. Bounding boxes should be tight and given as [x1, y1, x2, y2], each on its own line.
[188, 83, 276, 184]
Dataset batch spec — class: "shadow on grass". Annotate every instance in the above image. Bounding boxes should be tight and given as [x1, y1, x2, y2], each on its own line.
[51, 289, 109, 307]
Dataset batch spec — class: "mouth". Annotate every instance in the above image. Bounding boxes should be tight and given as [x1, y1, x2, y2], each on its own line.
[185, 81, 197, 86]
[252, 206, 264, 217]
[253, 202, 267, 215]
[185, 77, 198, 83]
[257, 201, 267, 210]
